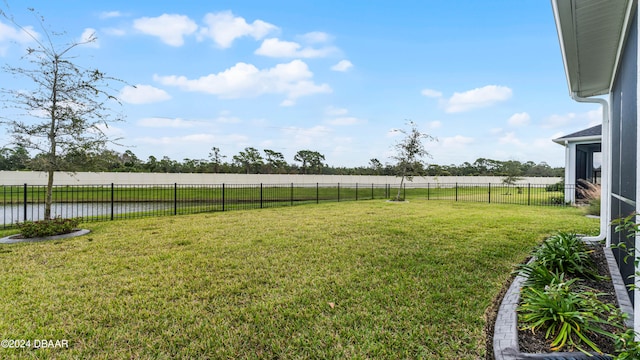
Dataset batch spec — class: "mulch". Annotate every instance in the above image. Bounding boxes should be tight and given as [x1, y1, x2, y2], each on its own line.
[485, 245, 621, 359]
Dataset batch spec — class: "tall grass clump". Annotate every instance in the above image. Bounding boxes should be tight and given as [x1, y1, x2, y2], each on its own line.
[577, 179, 601, 216]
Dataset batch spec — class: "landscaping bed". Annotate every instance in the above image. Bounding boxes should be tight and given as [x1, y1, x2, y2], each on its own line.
[491, 233, 636, 360]
[517, 245, 619, 355]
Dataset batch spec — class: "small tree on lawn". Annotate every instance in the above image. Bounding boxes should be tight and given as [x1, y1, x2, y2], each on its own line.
[391, 120, 435, 201]
[0, 7, 125, 220]
[501, 160, 523, 195]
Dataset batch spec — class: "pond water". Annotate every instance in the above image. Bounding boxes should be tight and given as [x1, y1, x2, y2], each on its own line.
[1, 202, 175, 226]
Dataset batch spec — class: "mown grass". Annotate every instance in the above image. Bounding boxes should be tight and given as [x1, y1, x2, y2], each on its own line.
[0, 200, 597, 359]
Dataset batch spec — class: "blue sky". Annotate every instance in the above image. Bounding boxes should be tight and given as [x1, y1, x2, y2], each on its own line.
[0, 1, 601, 168]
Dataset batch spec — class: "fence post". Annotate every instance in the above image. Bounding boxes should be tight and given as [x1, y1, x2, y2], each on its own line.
[174, 183, 178, 215]
[488, 183, 491, 204]
[528, 183, 531, 206]
[291, 183, 294, 206]
[110, 183, 114, 220]
[427, 183, 430, 200]
[455, 183, 458, 202]
[371, 183, 374, 200]
[222, 184, 225, 211]
[260, 183, 263, 209]
[356, 183, 358, 201]
[338, 183, 340, 202]
[23, 183, 27, 222]
[316, 183, 319, 204]
[403, 183, 406, 200]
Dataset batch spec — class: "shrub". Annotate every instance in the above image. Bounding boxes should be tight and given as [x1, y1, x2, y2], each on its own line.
[533, 232, 599, 279]
[17, 217, 81, 238]
[518, 280, 623, 354]
[517, 261, 567, 289]
[546, 182, 564, 192]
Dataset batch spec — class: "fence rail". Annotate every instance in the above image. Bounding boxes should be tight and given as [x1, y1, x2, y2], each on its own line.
[0, 182, 573, 229]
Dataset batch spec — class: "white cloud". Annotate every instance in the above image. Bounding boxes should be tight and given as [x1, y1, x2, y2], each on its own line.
[507, 112, 530, 127]
[327, 117, 362, 126]
[586, 108, 602, 126]
[0, 21, 38, 55]
[198, 11, 277, 48]
[119, 84, 171, 104]
[99, 11, 124, 19]
[137, 134, 218, 145]
[215, 115, 241, 123]
[280, 99, 295, 107]
[133, 14, 197, 46]
[543, 109, 602, 129]
[79, 28, 99, 48]
[499, 132, 523, 146]
[331, 60, 353, 72]
[104, 28, 126, 36]
[154, 59, 331, 105]
[442, 135, 474, 147]
[421, 88, 442, 98]
[428, 121, 442, 129]
[283, 125, 332, 147]
[137, 117, 202, 128]
[299, 31, 331, 43]
[544, 112, 579, 128]
[0, 22, 37, 43]
[324, 106, 364, 125]
[255, 38, 337, 58]
[444, 85, 512, 113]
[93, 123, 125, 138]
[325, 106, 348, 116]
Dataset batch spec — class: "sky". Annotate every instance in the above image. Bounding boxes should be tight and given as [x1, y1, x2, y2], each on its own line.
[0, 0, 602, 168]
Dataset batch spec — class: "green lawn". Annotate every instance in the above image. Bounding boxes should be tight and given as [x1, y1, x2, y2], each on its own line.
[0, 200, 598, 359]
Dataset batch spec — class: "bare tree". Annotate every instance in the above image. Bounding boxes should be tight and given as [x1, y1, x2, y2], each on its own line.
[391, 120, 435, 201]
[0, 7, 125, 219]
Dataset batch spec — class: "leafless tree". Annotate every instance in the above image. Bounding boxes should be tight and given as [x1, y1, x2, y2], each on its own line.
[0, 6, 125, 219]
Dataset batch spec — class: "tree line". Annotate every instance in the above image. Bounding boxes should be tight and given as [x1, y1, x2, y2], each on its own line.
[0, 145, 563, 177]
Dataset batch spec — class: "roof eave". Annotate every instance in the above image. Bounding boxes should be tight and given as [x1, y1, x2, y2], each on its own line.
[551, 0, 634, 97]
[552, 135, 602, 145]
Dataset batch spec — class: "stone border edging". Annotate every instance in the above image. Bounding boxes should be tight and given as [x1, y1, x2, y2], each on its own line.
[493, 245, 633, 360]
[0, 229, 90, 244]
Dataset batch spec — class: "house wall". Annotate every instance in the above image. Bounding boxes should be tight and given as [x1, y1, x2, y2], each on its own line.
[610, 8, 638, 303]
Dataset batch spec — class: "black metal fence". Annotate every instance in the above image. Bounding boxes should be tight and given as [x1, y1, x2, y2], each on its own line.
[0, 182, 573, 228]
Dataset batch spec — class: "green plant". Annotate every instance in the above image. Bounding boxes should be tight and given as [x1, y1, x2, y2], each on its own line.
[17, 217, 81, 238]
[518, 279, 623, 354]
[549, 196, 566, 205]
[546, 182, 565, 192]
[586, 197, 601, 216]
[517, 261, 567, 289]
[611, 213, 640, 291]
[613, 329, 640, 360]
[533, 232, 600, 279]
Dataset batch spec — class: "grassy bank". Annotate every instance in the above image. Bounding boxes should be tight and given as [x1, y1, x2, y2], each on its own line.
[0, 200, 597, 359]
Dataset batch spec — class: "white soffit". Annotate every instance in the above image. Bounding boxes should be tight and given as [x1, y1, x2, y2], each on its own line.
[552, 0, 633, 97]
